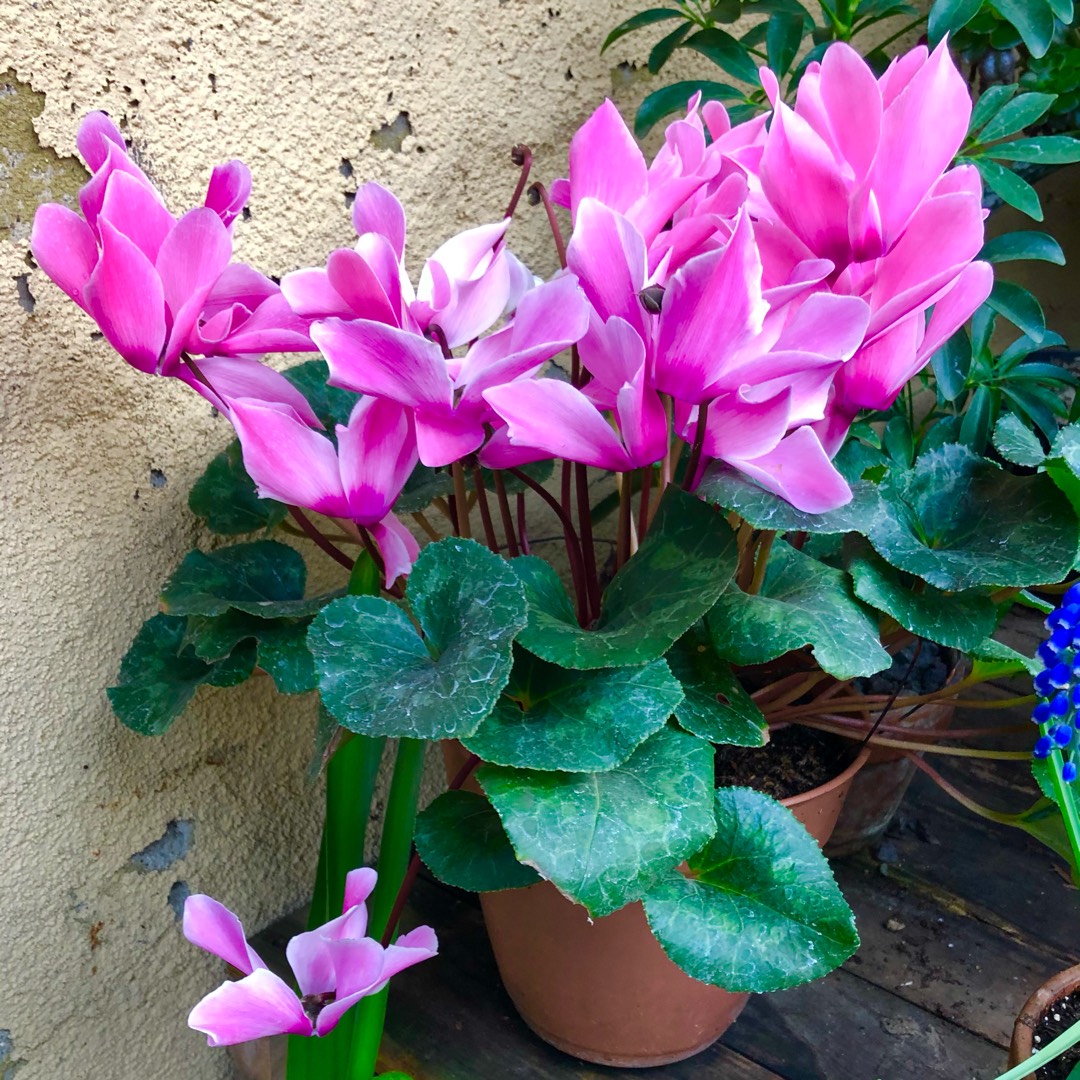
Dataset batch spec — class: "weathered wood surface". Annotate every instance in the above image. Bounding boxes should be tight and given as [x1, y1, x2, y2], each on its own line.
[249, 630, 1074, 1079]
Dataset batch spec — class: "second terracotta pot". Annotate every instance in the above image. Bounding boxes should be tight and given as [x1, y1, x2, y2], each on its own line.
[1008, 963, 1080, 1080]
[476, 745, 870, 1068]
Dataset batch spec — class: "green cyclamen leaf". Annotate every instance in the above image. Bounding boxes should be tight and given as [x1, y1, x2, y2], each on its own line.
[187, 439, 288, 536]
[107, 614, 254, 735]
[514, 486, 739, 670]
[642, 786, 859, 993]
[666, 625, 767, 747]
[308, 538, 528, 739]
[414, 790, 542, 893]
[462, 647, 685, 772]
[992, 412, 1047, 467]
[479, 727, 716, 917]
[707, 539, 891, 680]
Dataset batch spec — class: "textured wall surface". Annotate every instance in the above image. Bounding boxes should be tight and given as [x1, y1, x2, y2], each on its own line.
[0, 1, 699, 1077]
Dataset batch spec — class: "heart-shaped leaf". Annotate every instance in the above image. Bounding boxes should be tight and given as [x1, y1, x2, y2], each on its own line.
[867, 445, 1079, 591]
[161, 541, 330, 619]
[414, 790, 542, 893]
[707, 540, 891, 679]
[188, 439, 288, 535]
[845, 539, 997, 653]
[308, 538, 527, 739]
[462, 647, 684, 771]
[666, 626, 766, 746]
[108, 614, 255, 735]
[479, 727, 715, 917]
[642, 786, 859, 992]
[515, 487, 738, 669]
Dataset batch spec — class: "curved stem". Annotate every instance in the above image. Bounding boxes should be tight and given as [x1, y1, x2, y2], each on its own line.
[682, 400, 710, 492]
[472, 467, 500, 555]
[492, 472, 520, 558]
[289, 507, 355, 571]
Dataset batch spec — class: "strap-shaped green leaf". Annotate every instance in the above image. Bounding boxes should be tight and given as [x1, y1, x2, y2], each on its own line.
[308, 538, 527, 739]
[642, 786, 858, 993]
[479, 727, 716, 917]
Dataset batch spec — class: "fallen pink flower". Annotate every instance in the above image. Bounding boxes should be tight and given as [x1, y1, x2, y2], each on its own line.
[184, 868, 437, 1046]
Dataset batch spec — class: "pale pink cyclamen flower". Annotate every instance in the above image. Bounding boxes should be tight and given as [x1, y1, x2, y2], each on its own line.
[184, 867, 437, 1046]
[31, 112, 317, 418]
[752, 41, 994, 445]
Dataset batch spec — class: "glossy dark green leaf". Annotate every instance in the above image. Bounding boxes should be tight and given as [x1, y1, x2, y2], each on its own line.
[308, 538, 527, 739]
[649, 22, 694, 73]
[696, 463, 883, 535]
[930, 327, 971, 404]
[846, 539, 997, 652]
[969, 635, 1039, 679]
[977, 92, 1057, 143]
[765, 12, 804, 76]
[868, 444, 1079, 590]
[707, 539, 890, 679]
[256, 622, 318, 694]
[972, 157, 1043, 220]
[463, 648, 684, 771]
[968, 84, 1019, 136]
[414, 790, 542, 892]
[682, 28, 760, 83]
[602, 7, 684, 52]
[642, 786, 858, 992]
[991, 0, 1055, 58]
[107, 614, 252, 735]
[986, 280, 1046, 343]
[710, 0, 743, 22]
[188, 439, 288, 536]
[666, 625, 767, 746]
[992, 412, 1047, 466]
[979, 231, 1065, 266]
[514, 487, 739, 669]
[635, 82, 746, 138]
[988, 136, 1080, 165]
[924, 0, 984, 40]
[479, 727, 716, 917]
[282, 359, 361, 428]
[1044, 424, 1080, 517]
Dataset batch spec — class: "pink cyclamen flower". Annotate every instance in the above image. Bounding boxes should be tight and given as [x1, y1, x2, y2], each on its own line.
[31, 113, 315, 384]
[184, 867, 437, 1046]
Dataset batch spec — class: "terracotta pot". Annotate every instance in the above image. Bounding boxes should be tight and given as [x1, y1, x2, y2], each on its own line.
[456, 742, 870, 1068]
[825, 694, 956, 857]
[1008, 963, 1080, 1080]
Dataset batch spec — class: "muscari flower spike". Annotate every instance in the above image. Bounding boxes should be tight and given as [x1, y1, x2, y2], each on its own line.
[1031, 584, 1080, 781]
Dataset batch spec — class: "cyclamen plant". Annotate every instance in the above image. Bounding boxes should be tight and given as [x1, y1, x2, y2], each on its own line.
[32, 38, 1080, 1080]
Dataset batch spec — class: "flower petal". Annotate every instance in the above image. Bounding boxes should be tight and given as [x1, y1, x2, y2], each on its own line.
[343, 867, 379, 913]
[701, 387, 792, 462]
[730, 426, 851, 513]
[76, 112, 126, 172]
[182, 357, 321, 426]
[30, 203, 98, 309]
[568, 100, 647, 222]
[281, 267, 354, 320]
[82, 219, 166, 373]
[205, 160, 252, 229]
[337, 397, 418, 523]
[370, 513, 421, 585]
[326, 248, 398, 325]
[916, 260, 993, 365]
[226, 398, 350, 516]
[188, 968, 311, 1047]
[352, 182, 407, 261]
[99, 170, 176, 263]
[182, 894, 266, 975]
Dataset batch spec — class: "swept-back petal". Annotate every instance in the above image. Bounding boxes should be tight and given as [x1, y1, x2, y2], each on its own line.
[352, 182, 407, 260]
[380, 925, 439, 982]
[182, 894, 266, 975]
[730, 426, 851, 513]
[568, 100, 647, 222]
[281, 267, 353, 320]
[432, 252, 512, 349]
[99, 170, 176, 263]
[343, 867, 379, 913]
[836, 314, 922, 411]
[82, 219, 166, 373]
[79, 142, 157, 235]
[156, 207, 233, 368]
[701, 387, 791, 461]
[484, 378, 632, 470]
[30, 203, 98, 309]
[76, 112, 127, 172]
[336, 397, 418, 523]
[182, 357, 321, 426]
[227, 398, 350, 517]
[313, 318, 452, 409]
[370, 513, 421, 585]
[204, 160, 252, 229]
[188, 969, 311, 1047]
[917, 261, 993, 364]
[203, 293, 316, 357]
[326, 248, 398, 325]
[816, 43, 882, 181]
[203, 263, 279, 319]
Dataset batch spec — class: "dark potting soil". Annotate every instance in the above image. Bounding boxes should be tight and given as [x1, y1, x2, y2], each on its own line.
[713, 724, 853, 802]
[1032, 992, 1080, 1079]
[854, 640, 954, 698]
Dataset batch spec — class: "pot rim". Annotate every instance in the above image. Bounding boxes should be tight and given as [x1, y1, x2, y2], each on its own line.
[780, 743, 872, 810]
[1010, 962, 1080, 1079]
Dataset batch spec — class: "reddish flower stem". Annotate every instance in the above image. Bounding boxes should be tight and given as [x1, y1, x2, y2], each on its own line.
[289, 507, 355, 571]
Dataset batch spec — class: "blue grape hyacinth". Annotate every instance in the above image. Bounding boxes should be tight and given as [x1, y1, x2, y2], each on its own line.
[1033, 583, 1080, 781]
